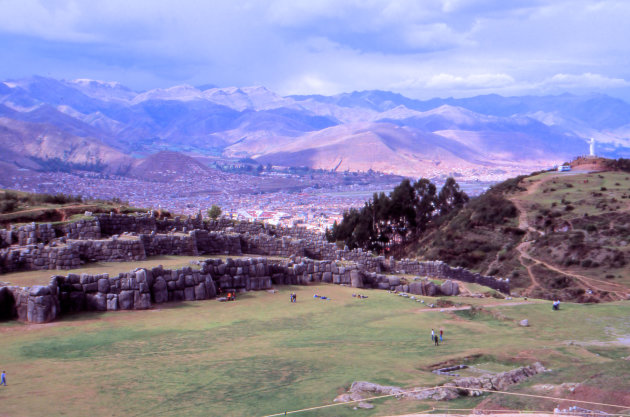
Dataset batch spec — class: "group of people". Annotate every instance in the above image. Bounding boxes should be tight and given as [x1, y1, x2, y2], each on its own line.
[289, 292, 297, 303]
[313, 294, 330, 300]
[431, 328, 444, 346]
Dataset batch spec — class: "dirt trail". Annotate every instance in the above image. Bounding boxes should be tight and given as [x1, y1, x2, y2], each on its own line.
[508, 174, 629, 300]
[1, 204, 98, 217]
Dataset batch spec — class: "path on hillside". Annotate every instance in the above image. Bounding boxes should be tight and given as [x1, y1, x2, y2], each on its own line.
[1, 204, 101, 217]
[508, 174, 629, 300]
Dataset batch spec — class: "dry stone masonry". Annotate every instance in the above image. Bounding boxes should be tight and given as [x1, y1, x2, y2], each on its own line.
[1, 213, 511, 323]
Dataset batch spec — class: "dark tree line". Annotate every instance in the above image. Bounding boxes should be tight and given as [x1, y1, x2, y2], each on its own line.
[326, 177, 468, 251]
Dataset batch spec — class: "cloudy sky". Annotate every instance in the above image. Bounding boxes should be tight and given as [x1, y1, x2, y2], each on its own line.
[2, 0, 630, 99]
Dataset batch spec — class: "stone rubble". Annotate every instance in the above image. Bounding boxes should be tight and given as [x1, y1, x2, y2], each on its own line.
[335, 362, 547, 406]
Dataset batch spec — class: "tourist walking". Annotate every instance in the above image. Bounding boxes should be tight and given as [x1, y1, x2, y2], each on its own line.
[434, 335, 439, 346]
[1, 370, 6, 386]
[431, 328, 435, 342]
[440, 329, 443, 342]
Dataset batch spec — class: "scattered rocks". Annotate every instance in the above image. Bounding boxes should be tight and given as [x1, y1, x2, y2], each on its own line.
[519, 319, 530, 327]
[335, 363, 547, 409]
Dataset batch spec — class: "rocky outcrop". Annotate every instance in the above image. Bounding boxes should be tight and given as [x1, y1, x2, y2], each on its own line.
[335, 363, 546, 406]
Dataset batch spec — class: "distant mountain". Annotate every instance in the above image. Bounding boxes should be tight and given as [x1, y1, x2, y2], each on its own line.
[0, 117, 132, 173]
[1, 76, 629, 180]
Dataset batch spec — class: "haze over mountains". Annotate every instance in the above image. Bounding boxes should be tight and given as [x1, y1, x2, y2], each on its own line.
[1, 76, 629, 180]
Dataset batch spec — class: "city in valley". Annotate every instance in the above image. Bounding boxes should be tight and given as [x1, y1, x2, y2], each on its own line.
[0, 160, 498, 231]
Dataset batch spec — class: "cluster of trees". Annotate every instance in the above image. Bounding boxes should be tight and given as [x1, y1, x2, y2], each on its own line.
[605, 158, 630, 172]
[325, 177, 468, 251]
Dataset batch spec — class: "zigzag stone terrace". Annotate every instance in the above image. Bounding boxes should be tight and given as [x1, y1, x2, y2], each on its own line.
[0, 212, 510, 323]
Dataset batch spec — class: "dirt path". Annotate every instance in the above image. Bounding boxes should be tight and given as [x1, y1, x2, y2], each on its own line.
[508, 174, 629, 300]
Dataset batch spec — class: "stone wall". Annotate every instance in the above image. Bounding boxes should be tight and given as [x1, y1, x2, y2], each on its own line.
[14, 223, 56, 245]
[69, 237, 146, 263]
[0, 244, 80, 273]
[0, 255, 468, 324]
[192, 230, 242, 255]
[140, 233, 198, 256]
[392, 259, 510, 293]
[95, 213, 157, 236]
[62, 218, 101, 240]
[0, 229, 11, 248]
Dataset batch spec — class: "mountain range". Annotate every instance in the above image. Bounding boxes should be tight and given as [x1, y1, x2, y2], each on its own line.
[1, 76, 629, 180]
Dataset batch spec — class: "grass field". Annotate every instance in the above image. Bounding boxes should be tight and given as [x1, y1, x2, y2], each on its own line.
[1, 284, 629, 417]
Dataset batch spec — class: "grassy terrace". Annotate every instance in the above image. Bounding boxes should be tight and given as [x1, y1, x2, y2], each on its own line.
[0, 283, 629, 416]
[0, 255, 290, 287]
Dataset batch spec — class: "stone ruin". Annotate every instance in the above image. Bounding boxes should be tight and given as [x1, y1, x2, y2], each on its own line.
[0, 213, 511, 323]
[334, 362, 547, 406]
[0, 256, 470, 323]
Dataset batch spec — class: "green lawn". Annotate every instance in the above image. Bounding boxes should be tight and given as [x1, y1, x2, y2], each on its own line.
[1, 284, 629, 417]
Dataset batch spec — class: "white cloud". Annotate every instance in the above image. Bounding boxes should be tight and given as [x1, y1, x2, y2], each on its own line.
[0, 0, 629, 100]
[543, 73, 630, 89]
[425, 73, 515, 89]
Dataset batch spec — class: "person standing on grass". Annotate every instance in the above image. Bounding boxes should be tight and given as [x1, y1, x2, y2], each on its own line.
[431, 328, 435, 342]
[1, 371, 6, 386]
[440, 328, 443, 342]
[434, 334, 439, 346]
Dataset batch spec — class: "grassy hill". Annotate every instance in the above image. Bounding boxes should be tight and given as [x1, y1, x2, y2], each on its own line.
[0, 189, 150, 228]
[408, 161, 630, 302]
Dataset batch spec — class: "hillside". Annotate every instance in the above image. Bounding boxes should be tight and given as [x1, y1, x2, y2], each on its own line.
[408, 161, 630, 302]
[0, 189, 148, 228]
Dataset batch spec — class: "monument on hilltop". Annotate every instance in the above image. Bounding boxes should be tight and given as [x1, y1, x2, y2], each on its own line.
[589, 137, 596, 157]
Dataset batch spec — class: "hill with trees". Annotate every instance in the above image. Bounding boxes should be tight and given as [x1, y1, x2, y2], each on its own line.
[329, 159, 630, 302]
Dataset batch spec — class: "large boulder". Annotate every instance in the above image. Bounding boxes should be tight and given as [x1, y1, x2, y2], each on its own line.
[26, 294, 58, 323]
[86, 293, 107, 311]
[119, 290, 134, 310]
[422, 281, 437, 296]
[134, 292, 151, 309]
[106, 294, 119, 311]
[97, 278, 110, 293]
[349, 381, 404, 395]
[350, 270, 364, 288]
[152, 278, 168, 304]
[204, 276, 216, 298]
[184, 287, 195, 301]
[408, 282, 423, 295]
[440, 280, 460, 296]
[387, 276, 400, 287]
[194, 283, 207, 300]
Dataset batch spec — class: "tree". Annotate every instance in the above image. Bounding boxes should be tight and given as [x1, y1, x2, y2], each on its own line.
[207, 205, 222, 220]
[325, 176, 469, 253]
[437, 177, 469, 214]
[413, 178, 437, 234]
